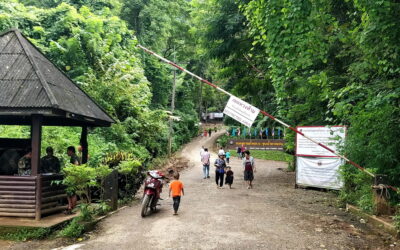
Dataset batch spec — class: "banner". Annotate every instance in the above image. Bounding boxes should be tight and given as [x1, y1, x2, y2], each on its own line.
[296, 126, 346, 157]
[226, 139, 285, 151]
[296, 157, 344, 190]
[223, 96, 260, 127]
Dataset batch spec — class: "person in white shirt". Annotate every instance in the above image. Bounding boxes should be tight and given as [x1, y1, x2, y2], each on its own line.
[242, 150, 256, 189]
[201, 148, 211, 179]
[218, 147, 225, 156]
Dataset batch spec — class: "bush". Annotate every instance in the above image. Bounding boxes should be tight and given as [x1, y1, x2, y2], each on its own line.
[103, 153, 146, 199]
[78, 203, 95, 222]
[58, 219, 85, 238]
[339, 165, 375, 213]
[94, 201, 111, 216]
[61, 164, 98, 203]
[393, 211, 400, 231]
[340, 103, 400, 211]
[218, 134, 229, 147]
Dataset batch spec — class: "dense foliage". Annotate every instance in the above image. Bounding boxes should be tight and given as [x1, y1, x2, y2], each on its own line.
[194, 0, 400, 211]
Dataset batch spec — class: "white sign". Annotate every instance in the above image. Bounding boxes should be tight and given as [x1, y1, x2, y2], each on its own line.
[223, 96, 260, 127]
[296, 156, 344, 190]
[296, 126, 346, 157]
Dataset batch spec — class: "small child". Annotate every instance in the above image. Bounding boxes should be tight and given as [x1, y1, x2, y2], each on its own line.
[169, 173, 184, 215]
[225, 166, 234, 189]
[225, 151, 231, 164]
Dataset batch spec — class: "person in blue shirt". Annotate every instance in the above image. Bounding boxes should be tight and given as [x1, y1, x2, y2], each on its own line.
[225, 151, 231, 164]
[214, 152, 226, 188]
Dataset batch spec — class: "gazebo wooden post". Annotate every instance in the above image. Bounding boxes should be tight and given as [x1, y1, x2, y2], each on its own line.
[31, 115, 42, 175]
[80, 126, 88, 164]
[31, 114, 42, 220]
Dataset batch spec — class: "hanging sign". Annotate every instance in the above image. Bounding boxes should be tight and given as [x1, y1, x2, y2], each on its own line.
[296, 157, 344, 190]
[223, 96, 260, 127]
[296, 126, 346, 157]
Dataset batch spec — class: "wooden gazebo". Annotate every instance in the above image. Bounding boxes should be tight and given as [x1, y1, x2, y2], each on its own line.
[0, 29, 114, 220]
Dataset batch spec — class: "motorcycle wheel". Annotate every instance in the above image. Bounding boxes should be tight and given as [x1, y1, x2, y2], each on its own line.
[141, 194, 152, 217]
[150, 197, 158, 212]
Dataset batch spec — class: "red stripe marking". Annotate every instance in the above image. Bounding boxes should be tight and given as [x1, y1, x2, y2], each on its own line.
[260, 110, 275, 120]
[318, 143, 336, 153]
[348, 160, 366, 171]
[201, 79, 218, 88]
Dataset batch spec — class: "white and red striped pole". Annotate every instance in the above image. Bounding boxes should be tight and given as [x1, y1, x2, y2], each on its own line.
[137, 44, 388, 187]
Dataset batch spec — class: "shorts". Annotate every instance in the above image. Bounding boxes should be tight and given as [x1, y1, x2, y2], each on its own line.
[244, 170, 254, 181]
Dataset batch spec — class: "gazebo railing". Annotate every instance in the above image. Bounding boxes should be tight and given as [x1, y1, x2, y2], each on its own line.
[0, 174, 67, 219]
[0, 176, 37, 217]
[41, 174, 67, 216]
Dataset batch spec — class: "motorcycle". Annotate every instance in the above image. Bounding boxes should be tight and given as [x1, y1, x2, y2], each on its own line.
[141, 170, 164, 217]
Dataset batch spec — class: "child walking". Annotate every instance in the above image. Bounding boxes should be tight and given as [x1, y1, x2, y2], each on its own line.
[169, 173, 184, 215]
[225, 166, 234, 189]
[225, 151, 231, 164]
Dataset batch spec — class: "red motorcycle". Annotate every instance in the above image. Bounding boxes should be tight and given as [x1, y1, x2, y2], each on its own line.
[141, 170, 164, 217]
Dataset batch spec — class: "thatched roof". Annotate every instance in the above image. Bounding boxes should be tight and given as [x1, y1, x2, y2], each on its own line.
[0, 29, 114, 127]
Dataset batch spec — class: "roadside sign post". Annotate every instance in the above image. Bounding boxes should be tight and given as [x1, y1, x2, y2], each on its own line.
[295, 126, 346, 190]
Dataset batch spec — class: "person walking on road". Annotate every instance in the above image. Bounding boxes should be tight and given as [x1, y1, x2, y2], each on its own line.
[241, 144, 246, 158]
[242, 150, 255, 189]
[214, 153, 226, 188]
[208, 128, 212, 137]
[169, 173, 184, 215]
[218, 147, 225, 156]
[225, 166, 234, 189]
[225, 151, 231, 164]
[201, 148, 210, 179]
[237, 146, 241, 159]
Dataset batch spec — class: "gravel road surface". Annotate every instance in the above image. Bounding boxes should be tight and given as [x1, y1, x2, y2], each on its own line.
[8, 131, 393, 250]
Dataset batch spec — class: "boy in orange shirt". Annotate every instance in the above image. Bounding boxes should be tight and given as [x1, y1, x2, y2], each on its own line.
[169, 173, 184, 215]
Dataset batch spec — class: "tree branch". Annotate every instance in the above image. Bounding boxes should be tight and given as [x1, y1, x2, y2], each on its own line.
[243, 54, 265, 79]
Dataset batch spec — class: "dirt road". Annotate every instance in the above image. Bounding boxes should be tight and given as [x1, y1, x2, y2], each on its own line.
[9, 131, 392, 249]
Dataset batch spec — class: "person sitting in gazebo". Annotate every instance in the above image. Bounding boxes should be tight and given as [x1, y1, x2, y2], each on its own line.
[67, 146, 81, 166]
[40, 147, 60, 174]
[17, 148, 32, 176]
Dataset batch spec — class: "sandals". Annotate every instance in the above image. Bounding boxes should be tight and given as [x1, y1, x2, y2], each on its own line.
[64, 209, 72, 215]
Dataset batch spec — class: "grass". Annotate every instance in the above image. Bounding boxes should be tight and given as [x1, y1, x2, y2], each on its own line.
[0, 227, 51, 241]
[229, 150, 294, 163]
[57, 218, 85, 238]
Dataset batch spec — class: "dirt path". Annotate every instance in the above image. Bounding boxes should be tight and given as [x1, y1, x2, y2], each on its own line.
[9, 131, 393, 249]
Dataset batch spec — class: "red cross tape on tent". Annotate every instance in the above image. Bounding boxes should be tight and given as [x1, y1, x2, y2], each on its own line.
[137, 44, 397, 191]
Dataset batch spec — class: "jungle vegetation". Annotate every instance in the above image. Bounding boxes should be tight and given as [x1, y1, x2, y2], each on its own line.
[0, 0, 399, 211]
